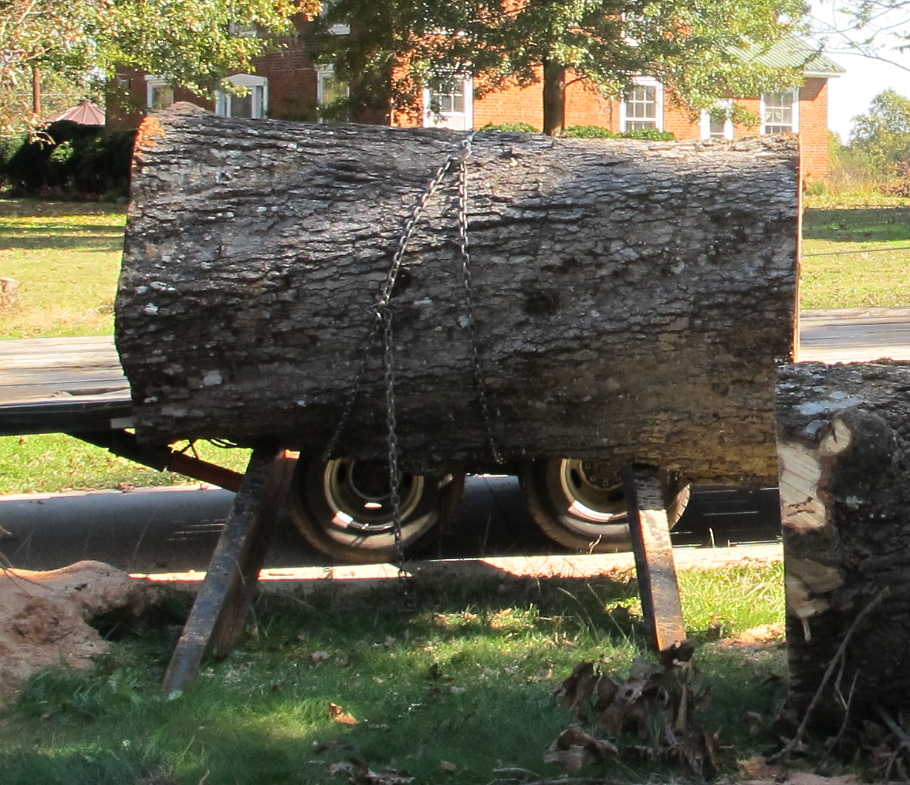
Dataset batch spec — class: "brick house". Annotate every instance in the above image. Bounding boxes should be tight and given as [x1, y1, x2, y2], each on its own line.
[111, 26, 843, 179]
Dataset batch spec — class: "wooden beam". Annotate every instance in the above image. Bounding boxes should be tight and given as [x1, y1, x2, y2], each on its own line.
[162, 447, 297, 693]
[622, 464, 688, 661]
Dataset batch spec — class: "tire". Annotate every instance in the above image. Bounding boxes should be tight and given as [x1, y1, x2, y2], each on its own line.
[287, 457, 465, 563]
[520, 458, 690, 553]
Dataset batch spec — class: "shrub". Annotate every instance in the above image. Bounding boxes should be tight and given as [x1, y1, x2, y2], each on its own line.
[481, 122, 540, 133]
[563, 125, 675, 141]
[0, 121, 134, 199]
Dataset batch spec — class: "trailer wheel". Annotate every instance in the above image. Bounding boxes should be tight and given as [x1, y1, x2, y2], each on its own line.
[520, 458, 631, 553]
[521, 458, 689, 553]
[287, 457, 464, 563]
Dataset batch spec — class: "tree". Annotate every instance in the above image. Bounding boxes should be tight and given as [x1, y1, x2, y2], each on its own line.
[312, 0, 810, 135]
[0, 0, 319, 137]
[849, 88, 910, 171]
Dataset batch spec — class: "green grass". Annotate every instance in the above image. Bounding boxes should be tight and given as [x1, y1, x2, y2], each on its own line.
[801, 192, 910, 310]
[0, 434, 251, 494]
[0, 564, 787, 785]
[0, 198, 125, 339]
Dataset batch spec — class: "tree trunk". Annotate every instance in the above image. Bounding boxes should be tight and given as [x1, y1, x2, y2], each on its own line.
[542, 60, 566, 136]
[117, 103, 799, 480]
[777, 361, 910, 725]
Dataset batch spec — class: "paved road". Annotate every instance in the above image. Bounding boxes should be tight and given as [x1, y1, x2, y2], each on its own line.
[799, 308, 910, 362]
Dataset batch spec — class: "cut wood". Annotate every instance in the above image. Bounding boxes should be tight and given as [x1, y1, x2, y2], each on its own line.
[117, 103, 799, 482]
[777, 361, 910, 724]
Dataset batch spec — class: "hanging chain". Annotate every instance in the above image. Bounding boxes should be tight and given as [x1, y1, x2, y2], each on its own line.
[322, 133, 475, 464]
[456, 141, 504, 465]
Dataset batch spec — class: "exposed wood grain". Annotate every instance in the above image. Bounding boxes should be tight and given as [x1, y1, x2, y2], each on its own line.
[777, 361, 910, 725]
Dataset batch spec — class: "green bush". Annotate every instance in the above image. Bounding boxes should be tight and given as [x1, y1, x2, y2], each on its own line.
[480, 122, 540, 133]
[563, 125, 675, 141]
[0, 121, 134, 199]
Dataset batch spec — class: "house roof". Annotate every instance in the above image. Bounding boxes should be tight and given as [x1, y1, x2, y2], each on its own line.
[49, 100, 105, 125]
[741, 35, 844, 76]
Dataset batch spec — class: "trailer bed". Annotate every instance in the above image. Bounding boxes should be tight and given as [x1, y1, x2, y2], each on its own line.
[0, 336, 131, 436]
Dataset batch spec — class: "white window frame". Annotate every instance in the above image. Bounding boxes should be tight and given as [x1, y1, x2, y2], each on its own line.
[422, 74, 473, 131]
[320, 0, 350, 34]
[760, 88, 799, 135]
[700, 99, 734, 141]
[215, 73, 268, 120]
[619, 76, 663, 132]
[229, 21, 258, 38]
[145, 75, 175, 112]
[316, 64, 350, 121]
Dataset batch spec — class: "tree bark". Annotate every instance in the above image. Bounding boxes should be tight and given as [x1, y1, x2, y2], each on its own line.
[542, 60, 566, 135]
[777, 361, 910, 725]
[117, 103, 799, 480]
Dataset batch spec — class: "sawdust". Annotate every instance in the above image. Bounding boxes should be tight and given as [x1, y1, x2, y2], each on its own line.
[0, 560, 159, 698]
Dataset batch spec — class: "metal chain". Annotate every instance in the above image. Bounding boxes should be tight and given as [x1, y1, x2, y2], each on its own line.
[322, 133, 475, 464]
[323, 131, 480, 575]
[456, 143, 504, 465]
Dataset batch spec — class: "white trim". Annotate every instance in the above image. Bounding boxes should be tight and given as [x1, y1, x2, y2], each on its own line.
[423, 75, 473, 130]
[144, 75, 175, 112]
[619, 76, 663, 132]
[215, 73, 268, 119]
[804, 71, 842, 78]
[760, 88, 799, 134]
[700, 99, 733, 141]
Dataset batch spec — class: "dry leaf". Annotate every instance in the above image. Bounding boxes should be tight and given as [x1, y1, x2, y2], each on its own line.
[545, 725, 618, 772]
[439, 760, 458, 772]
[328, 760, 414, 785]
[329, 702, 359, 725]
[311, 650, 332, 663]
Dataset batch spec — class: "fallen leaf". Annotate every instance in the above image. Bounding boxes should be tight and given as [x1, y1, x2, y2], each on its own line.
[328, 759, 415, 785]
[383, 636, 396, 648]
[311, 650, 332, 664]
[329, 702, 359, 725]
[544, 725, 618, 772]
[439, 760, 458, 772]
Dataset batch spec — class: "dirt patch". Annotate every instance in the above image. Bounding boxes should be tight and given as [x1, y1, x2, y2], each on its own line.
[0, 560, 159, 698]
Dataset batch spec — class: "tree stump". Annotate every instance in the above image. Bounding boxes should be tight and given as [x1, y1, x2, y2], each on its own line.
[117, 104, 799, 482]
[777, 361, 910, 724]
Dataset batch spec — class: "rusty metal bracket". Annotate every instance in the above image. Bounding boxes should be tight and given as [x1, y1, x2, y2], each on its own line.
[69, 429, 243, 491]
[622, 464, 690, 663]
[162, 447, 297, 694]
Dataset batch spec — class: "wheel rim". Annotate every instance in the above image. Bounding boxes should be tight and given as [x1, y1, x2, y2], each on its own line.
[322, 459, 425, 533]
[557, 459, 626, 523]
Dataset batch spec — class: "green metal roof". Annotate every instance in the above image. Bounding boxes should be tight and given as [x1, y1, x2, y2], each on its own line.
[741, 35, 844, 75]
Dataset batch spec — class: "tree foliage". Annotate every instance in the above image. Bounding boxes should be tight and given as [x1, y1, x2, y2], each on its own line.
[312, 0, 810, 134]
[0, 0, 319, 136]
[850, 88, 910, 170]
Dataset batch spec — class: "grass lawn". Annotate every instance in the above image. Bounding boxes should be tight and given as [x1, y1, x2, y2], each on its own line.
[801, 193, 910, 310]
[0, 199, 125, 339]
[0, 564, 792, 785]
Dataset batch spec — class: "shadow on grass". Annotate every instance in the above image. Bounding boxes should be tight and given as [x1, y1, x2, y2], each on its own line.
[1, 566, 785, 785]
[803, 207, 910, 244]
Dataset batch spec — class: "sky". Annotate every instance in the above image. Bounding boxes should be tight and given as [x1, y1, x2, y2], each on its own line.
[808, 0, 910, 141]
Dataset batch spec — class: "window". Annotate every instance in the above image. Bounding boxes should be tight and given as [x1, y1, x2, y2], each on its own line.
[145, 76, 174, 112]
[761, 90, 799, 134]
[620, 78, 663, 132]
[317, 65, 350, 121]
[700, 99, 733, 141]
[320, 0, 350, 34]
[215, 74, 268, 120]
[423, 75, 473, 130]
[229, 21, 258, 38]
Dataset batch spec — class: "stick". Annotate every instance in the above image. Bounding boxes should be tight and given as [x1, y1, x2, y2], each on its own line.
[771, 586, 890, 762]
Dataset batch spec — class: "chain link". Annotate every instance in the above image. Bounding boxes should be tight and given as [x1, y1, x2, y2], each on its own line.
[456, 141, 504, 465]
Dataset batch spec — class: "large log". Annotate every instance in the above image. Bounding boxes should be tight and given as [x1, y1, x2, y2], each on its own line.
[116, 103, 799, 480]
[777, 361, 910, 724]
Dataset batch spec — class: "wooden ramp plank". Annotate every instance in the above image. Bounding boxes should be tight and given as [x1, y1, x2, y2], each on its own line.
[162, 447, 297, 694]
[622, 464, 688, 658]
